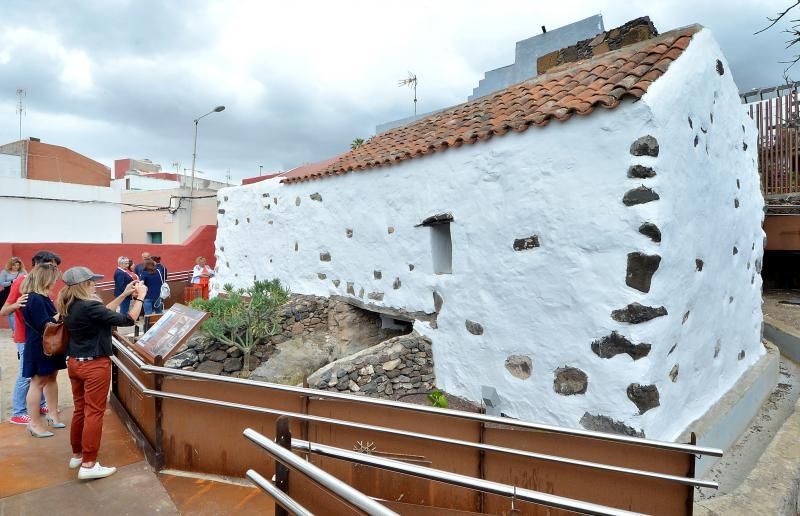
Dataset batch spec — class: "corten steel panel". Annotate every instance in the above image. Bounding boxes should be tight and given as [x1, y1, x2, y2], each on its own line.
[483, 427, 693, 515]
[114, 350, 157, 444]
[306, 398, 482, 512]
[764, 216, 800, 250]
[159, 376, 306, 477]
[285, 472, 364, 515]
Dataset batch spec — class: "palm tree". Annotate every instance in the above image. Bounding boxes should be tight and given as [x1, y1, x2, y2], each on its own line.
[351, 138, 365, 150]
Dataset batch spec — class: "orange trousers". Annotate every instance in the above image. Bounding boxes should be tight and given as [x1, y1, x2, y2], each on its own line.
[68, 357, 111, 463]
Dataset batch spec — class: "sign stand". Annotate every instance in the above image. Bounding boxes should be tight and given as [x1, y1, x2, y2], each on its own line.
[120, 303, 209, 365]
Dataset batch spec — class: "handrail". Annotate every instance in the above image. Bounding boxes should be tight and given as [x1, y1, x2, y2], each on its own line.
[112, 338, 722, 458]
[288, 436, 642, 516]
[96, 269, 193, 289]
[245, 469, 313, 516]
[244, 428, 399, 516]
[109, 354, 719, 489]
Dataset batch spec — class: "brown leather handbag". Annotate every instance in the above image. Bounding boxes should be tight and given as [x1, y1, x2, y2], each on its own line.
[24, 311, 69, 357]
[42, 320, 69, 357]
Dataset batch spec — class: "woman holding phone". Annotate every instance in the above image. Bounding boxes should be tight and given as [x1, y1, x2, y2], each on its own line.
[58, 266, 147, 480]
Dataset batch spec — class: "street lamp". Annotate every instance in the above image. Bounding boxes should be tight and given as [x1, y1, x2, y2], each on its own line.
[190, 105, 225, 192]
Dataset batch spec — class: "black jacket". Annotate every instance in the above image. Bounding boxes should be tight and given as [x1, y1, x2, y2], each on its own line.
[64, 299, 134, 358]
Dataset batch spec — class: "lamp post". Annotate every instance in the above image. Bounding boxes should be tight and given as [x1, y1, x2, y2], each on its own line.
[190, 105, 225, 192]
[259, 165, 263, 176]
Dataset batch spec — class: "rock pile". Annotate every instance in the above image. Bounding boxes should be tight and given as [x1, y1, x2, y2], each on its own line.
[306, 331, 435, 398]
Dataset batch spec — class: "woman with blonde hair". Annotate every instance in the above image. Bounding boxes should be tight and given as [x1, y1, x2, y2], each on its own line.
[20, 263, 65, 437]
[0, 257, 26, 330]
[59, 266, 146, 480]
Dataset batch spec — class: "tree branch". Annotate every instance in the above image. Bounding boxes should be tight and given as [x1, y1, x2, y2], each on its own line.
[756, 1, 800, 34]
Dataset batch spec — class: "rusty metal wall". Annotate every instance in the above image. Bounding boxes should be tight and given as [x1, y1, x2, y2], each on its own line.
[483, 426, 691, 515]
[113, 362, 698, 515]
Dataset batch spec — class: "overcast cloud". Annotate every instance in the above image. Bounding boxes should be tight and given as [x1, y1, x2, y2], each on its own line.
[0, 0, 794, 183]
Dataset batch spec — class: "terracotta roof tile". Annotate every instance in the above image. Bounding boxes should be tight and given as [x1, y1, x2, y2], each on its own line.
[283, 24, 702, 184]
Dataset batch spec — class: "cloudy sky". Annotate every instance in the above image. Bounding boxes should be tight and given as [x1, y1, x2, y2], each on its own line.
[0, 0, 795, 183]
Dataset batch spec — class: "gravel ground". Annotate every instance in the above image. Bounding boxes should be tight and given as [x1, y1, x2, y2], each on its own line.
[0, 329, 73, 422]
[763, 289, 800, 327]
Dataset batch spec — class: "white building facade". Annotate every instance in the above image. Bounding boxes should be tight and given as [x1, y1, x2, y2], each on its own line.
[214, 26, 764, 441]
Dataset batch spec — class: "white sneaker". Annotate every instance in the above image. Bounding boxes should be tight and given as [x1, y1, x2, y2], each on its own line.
[78, 462, 116, 480]
[69, 457, 82, 469]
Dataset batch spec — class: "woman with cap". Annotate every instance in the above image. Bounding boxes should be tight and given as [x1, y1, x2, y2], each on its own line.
[58, 265, 147, 480]
[20, 263, 66, 437]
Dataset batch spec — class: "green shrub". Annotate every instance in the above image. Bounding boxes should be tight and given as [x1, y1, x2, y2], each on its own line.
[428, 390, 448, 409]
[190, 279, 289, 375]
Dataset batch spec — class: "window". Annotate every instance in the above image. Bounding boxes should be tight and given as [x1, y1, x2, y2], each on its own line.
[418, 213, 453, 274]
[147, 231, 163, 244]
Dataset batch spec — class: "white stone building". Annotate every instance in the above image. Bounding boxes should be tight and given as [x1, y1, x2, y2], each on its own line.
[214, 22, 765, 441]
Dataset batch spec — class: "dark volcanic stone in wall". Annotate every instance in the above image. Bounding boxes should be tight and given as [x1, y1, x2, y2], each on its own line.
[310, 192, 322, 201]
[623, 186, 659, 206]
[465, 320, 484, 335]
[626, 252, 661, 293]
[513, 235, 540, 251]
[553, 367, 588, 395]
[638, 222, 661, 242]
[627, 383, 660, 414]
[696, 259, 704, 271]
[630, 135, 659, 157]
[591, 331, 651, 360]
[580, 413, 645, 437]
[505, 355, 532, 379]
[627, 165, 656, 179]
[320, 252, 331, 262]
[611, 303, 667, 323]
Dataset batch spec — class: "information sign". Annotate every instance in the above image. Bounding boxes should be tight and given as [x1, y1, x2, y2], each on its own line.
[129, 303, 209, 364]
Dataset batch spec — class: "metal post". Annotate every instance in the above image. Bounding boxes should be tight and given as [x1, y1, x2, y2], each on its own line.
[190, 119, 198, 193]
[274, 416, 291, 516]
[153, 356, 165, 470]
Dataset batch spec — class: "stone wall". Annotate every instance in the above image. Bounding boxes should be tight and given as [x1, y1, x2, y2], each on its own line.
[307, 331, 435, 398]
[165, 294, 411, 381]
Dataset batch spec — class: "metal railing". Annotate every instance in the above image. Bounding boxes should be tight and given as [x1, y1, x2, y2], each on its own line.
[245, 469, 313, 516]
[283, 434, 642, 516]
[110, 340, 719, 491]
[111, 338, 722, 459]
[96, 269, 193, 291]
[748, 90, 800, 196]
[244, 428, 399, 516]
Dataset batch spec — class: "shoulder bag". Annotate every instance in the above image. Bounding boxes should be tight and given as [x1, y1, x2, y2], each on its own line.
[22, 307, 69, 357]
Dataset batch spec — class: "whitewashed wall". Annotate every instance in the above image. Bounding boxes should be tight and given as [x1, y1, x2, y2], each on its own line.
[0, 177, 122, 243]
[214, 29, 763, 440]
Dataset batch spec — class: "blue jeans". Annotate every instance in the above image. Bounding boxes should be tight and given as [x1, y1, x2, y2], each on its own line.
[8, 314, 15, 333]
[143, 298, 163, 316]
[13, 343, 46, 417]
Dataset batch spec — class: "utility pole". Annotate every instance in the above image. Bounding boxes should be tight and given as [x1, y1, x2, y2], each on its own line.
[16, 89, 25, 140]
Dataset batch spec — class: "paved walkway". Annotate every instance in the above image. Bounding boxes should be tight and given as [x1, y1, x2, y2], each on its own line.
[0, 329, 272, 515]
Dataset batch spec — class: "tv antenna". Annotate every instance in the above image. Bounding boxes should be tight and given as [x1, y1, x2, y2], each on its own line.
[398, 72, 418, 115]
[16, 88, 26, 140]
